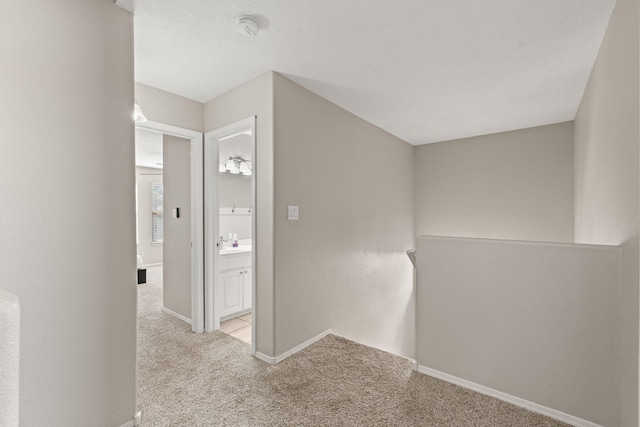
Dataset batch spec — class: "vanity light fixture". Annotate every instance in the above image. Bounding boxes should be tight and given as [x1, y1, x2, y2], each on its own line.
[239, 161, 251, 174]
[134, 100, 147, 123]
[225, 157, 236, 171]
[222, 157, 253, 176]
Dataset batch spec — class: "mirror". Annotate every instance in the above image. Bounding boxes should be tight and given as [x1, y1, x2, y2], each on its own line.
[218, 130, 252, 242]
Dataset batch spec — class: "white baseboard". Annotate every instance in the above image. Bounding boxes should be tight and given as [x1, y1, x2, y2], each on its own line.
[254, 351, 277, 365]
[329, 331, 417, 367]
[416, 365, 603, 427]
[221, 308, 251, 322]
[276, 329, 332, 364]
[162, 307, 192, 325]
[117, 411, 142, 427]
[254, 329, 332, 365]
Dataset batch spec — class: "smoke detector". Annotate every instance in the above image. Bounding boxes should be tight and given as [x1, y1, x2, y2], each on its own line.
[236, 16, 260, 37]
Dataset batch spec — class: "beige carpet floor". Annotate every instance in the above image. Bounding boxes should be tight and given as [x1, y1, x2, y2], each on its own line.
[137, 267, 568, 426]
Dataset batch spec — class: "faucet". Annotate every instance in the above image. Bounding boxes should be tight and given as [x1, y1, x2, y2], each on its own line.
[219, 235, 231, 248]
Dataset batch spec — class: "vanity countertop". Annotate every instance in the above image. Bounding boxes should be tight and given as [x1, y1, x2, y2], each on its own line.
[219, 246, 252, 256]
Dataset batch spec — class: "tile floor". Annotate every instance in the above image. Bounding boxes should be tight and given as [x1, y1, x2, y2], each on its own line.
[220, 313, 252, 344]
[143, 264, 252, 344]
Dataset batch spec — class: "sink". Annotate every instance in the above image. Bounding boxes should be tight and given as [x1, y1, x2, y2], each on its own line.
[220, 245, 252, 255]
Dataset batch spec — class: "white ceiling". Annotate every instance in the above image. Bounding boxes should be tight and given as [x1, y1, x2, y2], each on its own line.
[135, 126, 163, 169]
[133, 0, 615, 145]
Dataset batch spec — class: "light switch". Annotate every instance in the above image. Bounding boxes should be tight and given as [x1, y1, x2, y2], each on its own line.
[288, 205, 299, 220]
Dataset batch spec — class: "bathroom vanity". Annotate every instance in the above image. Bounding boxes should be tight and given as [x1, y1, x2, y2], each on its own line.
[219, 247, 252, 319]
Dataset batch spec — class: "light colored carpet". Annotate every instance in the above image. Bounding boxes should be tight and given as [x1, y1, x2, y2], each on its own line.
[137, 267, 568, 426]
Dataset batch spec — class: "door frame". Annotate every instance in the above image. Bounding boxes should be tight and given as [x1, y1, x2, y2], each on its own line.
[136, 120, 205, 333]
[204, 116, 257, 355]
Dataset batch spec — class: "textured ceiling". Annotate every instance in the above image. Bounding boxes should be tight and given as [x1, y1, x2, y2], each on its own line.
[133, 0, 615, 145]
[135, 127, 163, 169]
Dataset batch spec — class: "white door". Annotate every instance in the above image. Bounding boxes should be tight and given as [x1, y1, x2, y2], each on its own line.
[163, 135, 192, 321]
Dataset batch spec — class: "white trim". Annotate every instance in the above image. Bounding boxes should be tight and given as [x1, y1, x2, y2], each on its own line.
[137, 120, 200, 140]
[416, 235, 621, 251]
[204, 117, 257, 357]
[162, 307, 192, 325]
[254, 352, 277, 365]
[136, 121, 204, 334]
[117, 411, 141, 427]
[329, 332, 417, 368]
[253, 329, 332, 365]
[203, 128, 220, 334]
[190, 129, 205, 334]
[275, 329, 332, 364]
[416, 365, 603, 427]
[249, 116, 257, 357]
[220, 309, 251, 322]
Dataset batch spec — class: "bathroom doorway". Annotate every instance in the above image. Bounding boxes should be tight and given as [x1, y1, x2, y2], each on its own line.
[204, 117, 256, 353]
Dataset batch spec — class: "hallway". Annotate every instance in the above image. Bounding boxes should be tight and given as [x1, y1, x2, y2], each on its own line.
[136, 267, 568, 426]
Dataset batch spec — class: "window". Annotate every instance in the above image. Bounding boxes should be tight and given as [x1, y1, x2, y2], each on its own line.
[151, 182, 163, 243]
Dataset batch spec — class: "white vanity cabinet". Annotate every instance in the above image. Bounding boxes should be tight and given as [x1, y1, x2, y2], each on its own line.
[219, 251, 252, 318]
[241, 268, 252, 310]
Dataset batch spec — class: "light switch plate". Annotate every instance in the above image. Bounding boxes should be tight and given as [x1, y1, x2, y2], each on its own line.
[288, 205, 299, 220]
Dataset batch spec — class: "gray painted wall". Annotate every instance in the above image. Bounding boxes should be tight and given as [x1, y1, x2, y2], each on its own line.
[573, 0, 640, 424]
[415, 236, 621, 426]
[415, 122, 574, 243]
[0, 2, 136, 425]
[0, 1, 632, 425]
[219, 172, 252, 209]
[205, 72, 276, 357]
[135, 82, 204, 132]
[163, 135, 192, 320]
[273, 74, 415, 357]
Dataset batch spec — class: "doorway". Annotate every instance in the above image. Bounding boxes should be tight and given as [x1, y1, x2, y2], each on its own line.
[204, 117, 257, 354]
[136, 120, 205, 333]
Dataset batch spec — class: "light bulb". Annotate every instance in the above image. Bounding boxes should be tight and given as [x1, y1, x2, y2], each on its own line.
[239, 161, 250, 174]
[134, 102, 147, 123]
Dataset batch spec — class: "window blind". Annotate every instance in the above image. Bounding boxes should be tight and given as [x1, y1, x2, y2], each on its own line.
[151, 182, 163, 243]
